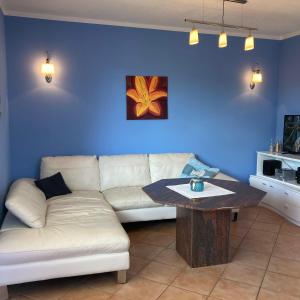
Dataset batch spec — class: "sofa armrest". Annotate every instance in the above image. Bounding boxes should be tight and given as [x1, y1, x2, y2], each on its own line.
[5, 178, 47, 228]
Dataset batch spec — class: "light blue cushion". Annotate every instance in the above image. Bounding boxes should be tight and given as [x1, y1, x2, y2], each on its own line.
[181, 158, 219, 179]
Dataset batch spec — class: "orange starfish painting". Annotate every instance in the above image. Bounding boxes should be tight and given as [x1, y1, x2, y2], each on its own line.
[126, 76, 168, 120]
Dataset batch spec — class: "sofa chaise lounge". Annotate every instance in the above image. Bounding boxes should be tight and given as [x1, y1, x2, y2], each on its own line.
[0, 153, 237, 299]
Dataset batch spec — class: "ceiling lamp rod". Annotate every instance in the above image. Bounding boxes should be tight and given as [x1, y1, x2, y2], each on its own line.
[184, 19, 257, 32]
[185, 0, 256, 51]
[219, 0, 228, 48]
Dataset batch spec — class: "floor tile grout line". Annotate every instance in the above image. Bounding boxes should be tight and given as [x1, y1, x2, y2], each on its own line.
[109, 226, 171, 300]
[207, 209, 258, 298]
[254, 212, 284, 300]
[230, 210, 258, 252]
[130, 252, 186, 269]
[135, 239, 175, 248]
[236, 210, 282, 257]
[205, 267, 226, 298]
[153, 281, 169, 300]
[15, 294, 36, 300]
[231, 208, 263, 300]
[206, 209, 259, 298]
[165, 284, 210, 298]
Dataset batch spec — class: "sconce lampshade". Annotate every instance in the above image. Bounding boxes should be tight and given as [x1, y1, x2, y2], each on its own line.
[245, 34, 255, 51]
[250, 67, 263, 89]
[41, 57, 55, 83]
[252, 70, 263, 83]
[189, 27, 199, 45]
[218, 31, 227, 48]
[41, 62, 55, 76]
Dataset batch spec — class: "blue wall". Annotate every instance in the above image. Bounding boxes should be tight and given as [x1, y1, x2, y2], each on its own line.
[0, 9, 9, 222]
[276, 35, 300, 137]
[6, 17, 280, 182]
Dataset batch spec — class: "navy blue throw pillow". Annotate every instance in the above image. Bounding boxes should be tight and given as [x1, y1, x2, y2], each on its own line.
[35, 172, 71, 199]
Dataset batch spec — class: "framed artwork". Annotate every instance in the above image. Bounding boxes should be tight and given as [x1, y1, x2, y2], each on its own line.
[126, 75, 168, 120]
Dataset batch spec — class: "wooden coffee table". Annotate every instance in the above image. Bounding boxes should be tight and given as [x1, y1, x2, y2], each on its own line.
[143, 178, 266, 268]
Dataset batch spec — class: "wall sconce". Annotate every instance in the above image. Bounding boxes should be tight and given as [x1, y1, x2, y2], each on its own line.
[250, 66, 263, 89]
[41, 52, 55, 83]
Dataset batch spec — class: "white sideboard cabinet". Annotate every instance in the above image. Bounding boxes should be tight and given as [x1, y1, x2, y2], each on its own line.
[249, 151, 300, 226]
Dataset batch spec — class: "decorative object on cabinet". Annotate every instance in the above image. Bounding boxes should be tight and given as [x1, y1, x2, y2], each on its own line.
[250, 151, 300, 226]
[126, 76, 168, 120]
[269, 139, 274, 153]
[274, 140, 282, 153]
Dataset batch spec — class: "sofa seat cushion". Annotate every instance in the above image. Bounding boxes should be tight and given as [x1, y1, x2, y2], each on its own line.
[1, 212, 29, 232]
[103, 187, 161, 211]
[41, 156, 100, 191]
[0, 191, 129, 265]
[99, 154, 151, 191]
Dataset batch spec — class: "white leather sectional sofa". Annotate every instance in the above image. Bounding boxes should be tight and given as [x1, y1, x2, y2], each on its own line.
[0, 153, 236, 299]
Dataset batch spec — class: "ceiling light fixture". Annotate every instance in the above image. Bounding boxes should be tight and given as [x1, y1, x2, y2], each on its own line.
[219, 31, 228, 48]
[219, 0, 228, 48]
[185, 0, 257, 51]
[189, 26, 199, 45]
[245, 31, 255, 51]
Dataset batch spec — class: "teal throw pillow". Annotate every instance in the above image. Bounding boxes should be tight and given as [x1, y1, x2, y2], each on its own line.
[181, 158, 219, 179]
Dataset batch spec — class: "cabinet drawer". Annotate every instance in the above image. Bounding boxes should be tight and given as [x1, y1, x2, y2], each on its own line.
[283, 190, 300, 208]
[250, 176, 269, 193]
[250, 176, 284, 211]
[282, 201, 300, 223]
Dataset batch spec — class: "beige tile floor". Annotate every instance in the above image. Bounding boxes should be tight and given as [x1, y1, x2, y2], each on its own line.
[7, 206, 300, 300]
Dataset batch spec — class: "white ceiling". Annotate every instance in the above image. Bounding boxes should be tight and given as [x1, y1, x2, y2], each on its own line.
[1, 0, 300, 40]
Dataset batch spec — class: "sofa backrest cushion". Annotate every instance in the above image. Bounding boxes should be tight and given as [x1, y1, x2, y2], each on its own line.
[99, 154, 151, 191]
[40, 156, 100, 191]
[149, 153, 194, 183]
[5, 179, 47, 228]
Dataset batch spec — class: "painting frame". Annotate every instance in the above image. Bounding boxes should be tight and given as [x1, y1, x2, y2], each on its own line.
[126, 75, 168, 120]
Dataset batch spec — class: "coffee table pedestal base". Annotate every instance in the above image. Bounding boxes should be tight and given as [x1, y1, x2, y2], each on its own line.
[176, 207, 231, 268]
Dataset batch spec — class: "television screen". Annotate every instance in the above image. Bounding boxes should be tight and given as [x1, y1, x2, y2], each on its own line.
[283, 115, 300, 154]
